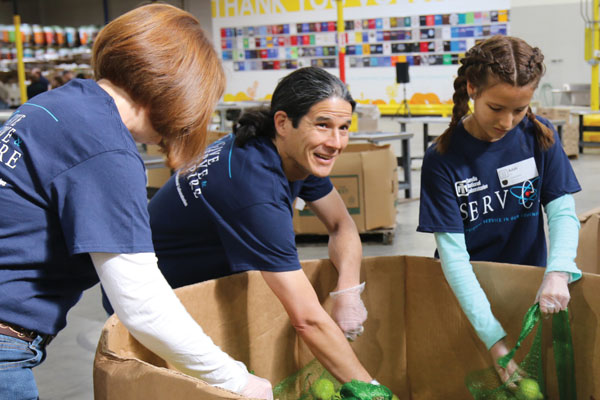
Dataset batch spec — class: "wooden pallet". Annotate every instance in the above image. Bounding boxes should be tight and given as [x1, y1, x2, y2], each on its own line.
[295, 227, 396, 245]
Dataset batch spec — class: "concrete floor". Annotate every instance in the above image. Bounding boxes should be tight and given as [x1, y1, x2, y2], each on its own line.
[32, 143, 600, 399]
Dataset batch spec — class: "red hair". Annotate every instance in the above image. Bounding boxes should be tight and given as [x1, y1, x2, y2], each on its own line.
[92, 3, 225, 169]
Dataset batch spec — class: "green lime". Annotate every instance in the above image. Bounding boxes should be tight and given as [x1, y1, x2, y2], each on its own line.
[392, 395, 400, 400]
[491, 390, 510, 400]
[516, 378, 543, 400]
[311, 378, 335, 400]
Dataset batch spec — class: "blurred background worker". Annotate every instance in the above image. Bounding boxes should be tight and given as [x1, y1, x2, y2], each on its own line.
[26, 67, 50, 99]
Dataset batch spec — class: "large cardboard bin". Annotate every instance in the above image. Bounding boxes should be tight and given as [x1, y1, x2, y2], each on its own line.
[576, 206, 600, 274]
[93, 256, 600, 399]
[293, 143, 398, 235]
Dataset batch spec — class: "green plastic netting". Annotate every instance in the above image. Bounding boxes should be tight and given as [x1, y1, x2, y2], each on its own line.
[465, 304, 577, 400]
[273, 358, 341, 400]
[272, 358, 393, 400]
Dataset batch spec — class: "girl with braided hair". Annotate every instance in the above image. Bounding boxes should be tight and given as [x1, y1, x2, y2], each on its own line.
[417, 35, 581, 383]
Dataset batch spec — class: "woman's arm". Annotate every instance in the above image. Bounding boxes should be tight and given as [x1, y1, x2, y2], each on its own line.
[92, 252, 272, 399]
[261, 269, 372, 383]
[307, 189, 367, 340]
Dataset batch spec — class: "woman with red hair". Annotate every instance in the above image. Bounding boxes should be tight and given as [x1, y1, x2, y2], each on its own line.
[0, 4, 271, 399]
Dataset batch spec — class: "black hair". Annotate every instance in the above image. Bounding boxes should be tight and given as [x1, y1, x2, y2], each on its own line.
[233, 67, 356, 146]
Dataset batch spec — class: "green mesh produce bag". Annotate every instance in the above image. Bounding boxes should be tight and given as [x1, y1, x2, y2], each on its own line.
[272, 358, 393, 400]
[465, 303, 577, 400]
[273, 358, 341, 400]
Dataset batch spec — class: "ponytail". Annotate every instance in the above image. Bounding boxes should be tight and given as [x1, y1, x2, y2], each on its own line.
[526, 107, 554, 150]
[232, 108, 275, 147]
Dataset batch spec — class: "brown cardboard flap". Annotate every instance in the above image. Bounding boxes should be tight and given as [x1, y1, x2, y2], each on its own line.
[94, 256, 600, 398]
[578, 206, 600, 223]
[576, 208, 600, 274]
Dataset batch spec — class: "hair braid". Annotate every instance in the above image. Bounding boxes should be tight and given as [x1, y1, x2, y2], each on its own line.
[437, 36, 552, 154]
[526, 107, 554, 150]
[435, 65, 471, 154]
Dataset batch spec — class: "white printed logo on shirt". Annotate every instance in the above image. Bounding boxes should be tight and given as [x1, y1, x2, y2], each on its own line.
[454, 176, 488, 197]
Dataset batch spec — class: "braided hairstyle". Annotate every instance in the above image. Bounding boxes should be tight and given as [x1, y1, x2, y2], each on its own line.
[435, 35, 553, 154]
[233, 67, 355, 146]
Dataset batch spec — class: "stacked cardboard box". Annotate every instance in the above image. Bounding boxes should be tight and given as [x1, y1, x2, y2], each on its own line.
[536, 106, 578, 157]
[94, 255, 600, 399]
[356, 104, 380, 132]
[293, 143, 398, 235]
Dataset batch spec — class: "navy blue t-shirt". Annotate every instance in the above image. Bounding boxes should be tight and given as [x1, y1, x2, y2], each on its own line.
[148, 134, 333, 289]
[0, 79, 154, 335]
[417, 116, 580, 266]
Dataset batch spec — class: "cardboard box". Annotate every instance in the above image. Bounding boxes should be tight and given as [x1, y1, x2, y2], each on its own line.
[93, 255, 600, 399]
[144, 144, 170, 189]
[293, 143, 398, 235]
[536, 106, 578, 157]
[576, 206, 600, 274]
[356, 104, 380, 132]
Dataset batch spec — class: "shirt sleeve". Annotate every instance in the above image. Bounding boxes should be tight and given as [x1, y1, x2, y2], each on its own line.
[50, 150, 154, 255]
[545, 194, 582, 282]
[298, 175, 334, 202]
[537, 118, 581, 205]
[417, 150, 465, 233]
[435, 232, 506, 349]
[217, 201, 301, 273]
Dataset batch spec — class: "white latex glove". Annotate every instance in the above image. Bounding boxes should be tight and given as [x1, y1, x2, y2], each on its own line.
[239, 373, 273, 400]
[535, 271, 570, 315]
[329, 282, 368, 341]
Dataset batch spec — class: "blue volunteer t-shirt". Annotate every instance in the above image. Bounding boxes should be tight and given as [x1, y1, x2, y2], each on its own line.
[0, 79, 154, 335]
[418, 116, 580, 266]
[148, 134, 333, 288]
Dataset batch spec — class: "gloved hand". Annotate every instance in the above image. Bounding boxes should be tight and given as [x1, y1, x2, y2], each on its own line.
[330, 282, 367, 341]
[535, 271, 570, 314]
[489, 339, 520, 385]
[239, 373, 273, 400]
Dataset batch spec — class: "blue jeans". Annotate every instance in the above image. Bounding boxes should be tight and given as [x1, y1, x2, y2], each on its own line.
[0, 334, 46, 400]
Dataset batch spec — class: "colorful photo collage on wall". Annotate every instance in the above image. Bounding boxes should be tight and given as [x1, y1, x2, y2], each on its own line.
[221, 9, 508, 71]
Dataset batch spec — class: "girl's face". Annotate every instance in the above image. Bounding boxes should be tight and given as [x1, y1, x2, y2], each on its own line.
[465, 80, 536, 142]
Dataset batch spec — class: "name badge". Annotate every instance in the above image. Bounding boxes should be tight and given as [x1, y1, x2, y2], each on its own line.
[496, 157, 539, 188]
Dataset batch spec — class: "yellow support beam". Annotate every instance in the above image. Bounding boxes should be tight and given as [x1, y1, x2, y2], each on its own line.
[13, 14, 28, 104]
[592, 0, 599, 110]
[377, 103, 453, 117]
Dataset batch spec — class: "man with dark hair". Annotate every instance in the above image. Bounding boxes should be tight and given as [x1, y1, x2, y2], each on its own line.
[62, 70, 74, 82]
[26, 68, 50, 99]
